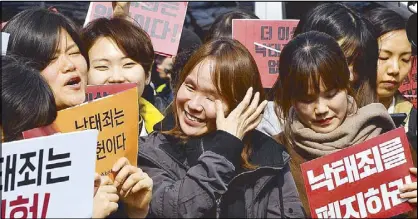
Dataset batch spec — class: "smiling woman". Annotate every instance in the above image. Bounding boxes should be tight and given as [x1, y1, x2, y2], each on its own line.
[3, 8, 89, 110]
[136, 38, 305, 218]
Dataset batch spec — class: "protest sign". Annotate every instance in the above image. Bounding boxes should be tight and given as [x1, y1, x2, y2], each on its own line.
[85, 83, 137, 102]
[399, 56, 417, 108]
[84, 2, 188, 56]
[1, 130, 98, 218]
[300, 128, 416, 218]
[23, 87, 139, 177]
[2, 32, 10, 55]
[232, 19, 299, 88]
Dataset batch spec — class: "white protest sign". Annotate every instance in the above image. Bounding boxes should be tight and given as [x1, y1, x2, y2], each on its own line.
[2, 32, 10, 55]
[1, 130, 99, 218]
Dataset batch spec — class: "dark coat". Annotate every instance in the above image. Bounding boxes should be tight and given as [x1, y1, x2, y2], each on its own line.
[138, 130, 306, 218]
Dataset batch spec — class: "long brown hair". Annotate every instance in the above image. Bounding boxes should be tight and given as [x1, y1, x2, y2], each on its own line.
[166, 38, 265, 169]
[273, 31, 357, 149]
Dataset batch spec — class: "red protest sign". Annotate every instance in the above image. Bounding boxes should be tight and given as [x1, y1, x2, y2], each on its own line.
[85, 83, 137, 102]
[232, 19, 299, 88]
[398, 56, 417, 108]
[84, 2, 188, 57]
[301, 128, 416, 218]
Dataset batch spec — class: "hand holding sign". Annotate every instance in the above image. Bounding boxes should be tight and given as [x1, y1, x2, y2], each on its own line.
[93, 176, 119, 218]
[112, 157, 153, 218]
[400, 167, 417, 204]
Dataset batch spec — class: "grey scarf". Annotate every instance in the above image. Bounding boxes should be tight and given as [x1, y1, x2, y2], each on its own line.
[288, 100, 395, 159]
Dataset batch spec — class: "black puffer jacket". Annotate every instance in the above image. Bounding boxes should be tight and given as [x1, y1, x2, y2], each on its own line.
[138, 130, 306, 218]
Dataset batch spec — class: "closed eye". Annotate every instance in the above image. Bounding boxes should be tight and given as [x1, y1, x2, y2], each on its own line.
[94, 66, 109, 71]
[123, 62, 136, 68]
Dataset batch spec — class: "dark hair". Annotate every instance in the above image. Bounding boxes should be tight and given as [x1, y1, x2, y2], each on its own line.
[3, 8, 89, 71]
[81, 17, 155, 77]
[273, 31, 355, 121]
[1, 55, 57, 142]
[167, 38, 265, 169]
[294, 3, 378, 107]
[365, 7, 406, 38]
[205, 9, 259, 42]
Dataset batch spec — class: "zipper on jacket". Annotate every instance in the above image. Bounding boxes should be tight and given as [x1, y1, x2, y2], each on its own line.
[216, 197, 222, 219]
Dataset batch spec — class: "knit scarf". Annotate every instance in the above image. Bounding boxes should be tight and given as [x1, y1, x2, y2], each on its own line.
[287, 99, 395, 159]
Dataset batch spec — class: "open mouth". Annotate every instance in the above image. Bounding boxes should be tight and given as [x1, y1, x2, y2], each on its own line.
[65, 76, 81, 86]
[184, 111, 204, 123]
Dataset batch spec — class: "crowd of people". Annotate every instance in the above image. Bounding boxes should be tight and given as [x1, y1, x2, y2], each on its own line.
[1, 2, 417, 218]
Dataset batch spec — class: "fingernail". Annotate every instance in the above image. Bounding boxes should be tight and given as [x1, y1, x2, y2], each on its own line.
[399, 186, 405, 192]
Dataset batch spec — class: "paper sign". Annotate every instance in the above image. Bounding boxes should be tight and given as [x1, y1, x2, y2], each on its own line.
[84, 2, 188, 56]
[399, 56, 417, 108]
[2, 32, 10, 55]
[232, 19, 299, 88]
[1, 130, 98, 218]
[300, 128, 416, 218]
[23, 88, 139, 177]
[85, 83, 137, 102]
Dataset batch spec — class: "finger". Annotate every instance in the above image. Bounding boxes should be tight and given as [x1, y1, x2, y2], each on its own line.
[215, 100, 225, 124]
[400, 190, 418, 199]
[245, 100, 268, 124]
[108, 202, 119, 214]
[100, 176, 113, 186]
[408, 198, 417, 204]
[100, 185, 118, 193]
[400, 183, 417, 192]
[112, 157, 131, 172]
[132, 175, 153, 193]
[410, 167, 417, 175]
[106, 193, 120, 203]
[244, 114, 263, 134]
[242, 92, 260, 119]
[230, 87, 253, 116]
[121, 171, 147, 194]
[114, 165, 138, 188]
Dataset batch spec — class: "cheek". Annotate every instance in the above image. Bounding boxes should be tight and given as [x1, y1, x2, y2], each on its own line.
[293, 102, 313, 119]
[175, 87, 189, 106]
[88, 70, 108, 85]
[74, 56, 88, 75]
[41, 65, 60, 88]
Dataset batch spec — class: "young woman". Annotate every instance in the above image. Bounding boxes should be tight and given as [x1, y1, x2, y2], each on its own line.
[3, 8, 152, 218]
[366, 7, 417, 150]
[81, 16, 163, 137]
[293, 2, 379, 108]
[272, 30, 416, 216]
[137, 38, 305, 218]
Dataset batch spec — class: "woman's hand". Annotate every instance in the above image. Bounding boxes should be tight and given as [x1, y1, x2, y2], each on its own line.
[400, 167, 417, 204]
[112, 157, 153, 218]
[215, 87, 268, 140]
[92, 176, 119, 218]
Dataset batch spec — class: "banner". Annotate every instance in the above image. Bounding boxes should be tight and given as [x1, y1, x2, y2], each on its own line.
[301, 128, 416, 218]
[85, 83, 137, 102]
[84, 2, 188, 56]
[23, 87, 139, 177]
[2, 32, 10, 55]
[399, 56, 417, 108]
[1, 130, 98, 218]
[232, 19, 299, 88]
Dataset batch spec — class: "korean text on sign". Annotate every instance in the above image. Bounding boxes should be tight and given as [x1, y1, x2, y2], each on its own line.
[301, 128, 416, 218]
[1, 130, 98, 218]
